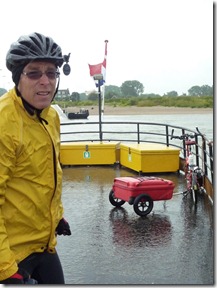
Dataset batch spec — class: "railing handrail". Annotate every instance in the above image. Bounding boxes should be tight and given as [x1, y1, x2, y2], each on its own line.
[60, 121, 213, 185]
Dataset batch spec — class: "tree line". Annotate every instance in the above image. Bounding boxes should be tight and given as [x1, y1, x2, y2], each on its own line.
[0, 81, 213, 99]
[53, 81, 213, 109]
[64, 81, 213, 102]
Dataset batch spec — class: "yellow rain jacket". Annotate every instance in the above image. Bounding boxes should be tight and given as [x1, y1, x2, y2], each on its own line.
[0, 88, 63, 280]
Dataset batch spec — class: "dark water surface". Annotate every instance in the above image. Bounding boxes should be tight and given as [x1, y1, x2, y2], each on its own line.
[57, 166, 214, 285]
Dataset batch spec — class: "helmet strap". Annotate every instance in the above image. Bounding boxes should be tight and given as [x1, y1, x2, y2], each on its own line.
[52, 77, 60, 101]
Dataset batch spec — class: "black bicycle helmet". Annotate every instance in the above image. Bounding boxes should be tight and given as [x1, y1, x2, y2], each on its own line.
[6, 32, 68, 86]
[6, 32, 64, 72]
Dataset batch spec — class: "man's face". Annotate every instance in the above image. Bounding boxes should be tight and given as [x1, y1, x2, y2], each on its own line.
[18, 61, 59, 110]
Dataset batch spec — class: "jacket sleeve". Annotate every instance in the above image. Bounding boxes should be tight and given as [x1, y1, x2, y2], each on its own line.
[0, 124, 19, 280]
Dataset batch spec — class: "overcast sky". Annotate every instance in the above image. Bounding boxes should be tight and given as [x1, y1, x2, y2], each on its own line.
[0, 0, 213, 95]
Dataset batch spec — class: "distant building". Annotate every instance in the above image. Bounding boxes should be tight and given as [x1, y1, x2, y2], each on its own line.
[56, 89, 70, 99]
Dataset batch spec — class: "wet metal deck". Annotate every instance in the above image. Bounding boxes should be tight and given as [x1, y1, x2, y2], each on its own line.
[57, 166, 214, 285]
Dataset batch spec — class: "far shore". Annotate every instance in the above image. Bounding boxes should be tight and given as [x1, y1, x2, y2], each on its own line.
[65, 105, 213, 115]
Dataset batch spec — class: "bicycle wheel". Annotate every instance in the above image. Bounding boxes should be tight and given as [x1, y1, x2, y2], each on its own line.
[192, 188, 196, 203]
[191, 188, 198, 204]
[191, 172, 198, 204]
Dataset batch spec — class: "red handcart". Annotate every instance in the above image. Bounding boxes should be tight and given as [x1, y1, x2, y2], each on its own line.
[109, 176, 175, 216]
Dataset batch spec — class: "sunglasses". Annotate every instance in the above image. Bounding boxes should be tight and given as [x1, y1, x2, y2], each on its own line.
[22, 70, 60, 80]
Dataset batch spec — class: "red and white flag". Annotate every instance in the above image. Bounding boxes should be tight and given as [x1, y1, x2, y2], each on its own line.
[88, 40, 108, 87]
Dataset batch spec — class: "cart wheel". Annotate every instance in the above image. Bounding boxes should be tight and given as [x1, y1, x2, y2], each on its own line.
[133, 194, 153, 216]
[109, 190, 125, 207]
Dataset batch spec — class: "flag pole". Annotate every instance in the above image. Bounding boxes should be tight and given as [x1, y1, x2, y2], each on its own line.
[101, 85, 105, 117]
[101, 40, 108, 119]
[88, 40, 108, 129]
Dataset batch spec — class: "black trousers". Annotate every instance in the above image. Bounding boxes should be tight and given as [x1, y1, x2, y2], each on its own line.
[19, 250, 65, 284]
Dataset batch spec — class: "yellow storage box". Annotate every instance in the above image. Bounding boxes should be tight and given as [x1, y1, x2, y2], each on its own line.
[60, 141, 120, 165]
[120, 143, 180, 173]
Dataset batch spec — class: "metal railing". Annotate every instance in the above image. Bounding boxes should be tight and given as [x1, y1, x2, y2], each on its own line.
[60, 121, 213, 188]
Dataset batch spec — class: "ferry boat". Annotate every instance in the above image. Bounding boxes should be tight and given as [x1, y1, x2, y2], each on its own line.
[67, 108, 89, 120]
[55, 105, 213, 284]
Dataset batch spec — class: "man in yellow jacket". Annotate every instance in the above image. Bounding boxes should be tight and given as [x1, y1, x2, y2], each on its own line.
[0, 32, 71, 284]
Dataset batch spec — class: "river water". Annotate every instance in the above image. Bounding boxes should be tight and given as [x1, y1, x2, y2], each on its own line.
[56, 111, 214, 285]
[60, 112, 213, 142]
[101, 113, 213, 140]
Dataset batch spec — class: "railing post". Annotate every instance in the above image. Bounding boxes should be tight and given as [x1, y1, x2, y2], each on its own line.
[195, 135, 199, 166]
[137, 123, 140, 144]
[181, 128, 186, 158]
[208, 142, 213, 183]
[166, 125, 169, 146]
[202, 137, 208, 177]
